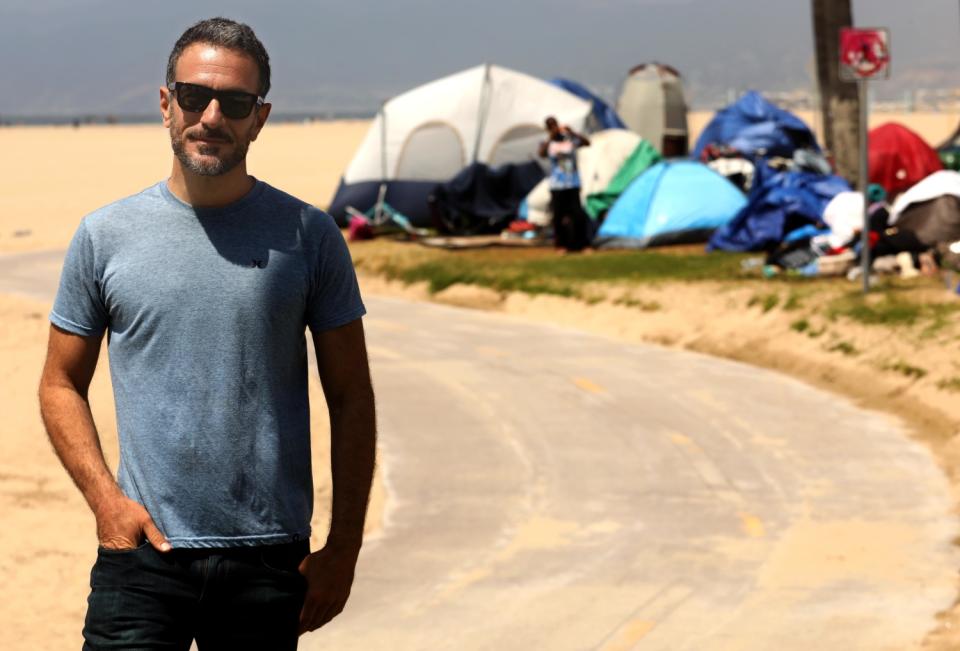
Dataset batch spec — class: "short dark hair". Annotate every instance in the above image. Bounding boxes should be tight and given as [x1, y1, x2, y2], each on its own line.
[166, 17, 271, 97]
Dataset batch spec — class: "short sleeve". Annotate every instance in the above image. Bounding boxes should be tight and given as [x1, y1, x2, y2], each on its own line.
[50, 220, 109, 336]
[305, 218, 366, 332]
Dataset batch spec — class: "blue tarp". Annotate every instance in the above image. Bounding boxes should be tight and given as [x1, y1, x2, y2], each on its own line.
[707, 163, 851, 252]
[692, 91, 820, 160]
[550, 78, 626, 130]
[595, 161, 747, 249]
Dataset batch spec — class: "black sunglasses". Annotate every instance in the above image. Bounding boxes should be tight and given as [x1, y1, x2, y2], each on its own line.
[168, 82, 264, 119]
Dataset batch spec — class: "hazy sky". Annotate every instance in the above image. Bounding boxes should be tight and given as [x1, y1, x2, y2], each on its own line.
[0, 0, 958, 116]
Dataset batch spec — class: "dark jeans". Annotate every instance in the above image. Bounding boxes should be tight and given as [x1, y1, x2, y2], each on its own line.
[82, 539, 310, 650]
[550, 188, 591, 252]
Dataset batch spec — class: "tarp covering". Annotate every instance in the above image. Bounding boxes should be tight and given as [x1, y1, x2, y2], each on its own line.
[595, 161, 747, 249]
[708, 163, 851, 252]
[523, 129, 643, 226]
[894, 195, 960, 247]
[692, 91, 819, 160]
[431, 161, 545, 235]
[897, 194, 960, 247]
[585, 138, 662, 219]
[869, 123, 943, 198]
[550, 78, 626, 130]
[890, 170, 960, 223]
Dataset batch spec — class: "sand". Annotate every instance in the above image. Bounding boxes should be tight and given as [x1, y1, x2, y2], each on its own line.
[1, 112, 959, 649]
[0, 120, 370, 254]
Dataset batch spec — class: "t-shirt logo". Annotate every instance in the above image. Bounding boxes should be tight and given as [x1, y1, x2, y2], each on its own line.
[251, 259, 266, 269]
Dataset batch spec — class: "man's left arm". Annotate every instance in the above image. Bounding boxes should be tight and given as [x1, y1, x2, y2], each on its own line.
[299, 318, 376, 635]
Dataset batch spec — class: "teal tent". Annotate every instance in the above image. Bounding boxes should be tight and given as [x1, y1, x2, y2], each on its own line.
[595, 161, 747, 248]
[585, 139, 661, 219]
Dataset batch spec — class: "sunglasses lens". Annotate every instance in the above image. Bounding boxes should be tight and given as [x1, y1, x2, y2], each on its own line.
[176, 84, 213, 113]
[219, 94, 256, 119]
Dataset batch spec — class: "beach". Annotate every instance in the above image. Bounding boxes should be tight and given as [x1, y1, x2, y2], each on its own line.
[2, 111, 959, 649]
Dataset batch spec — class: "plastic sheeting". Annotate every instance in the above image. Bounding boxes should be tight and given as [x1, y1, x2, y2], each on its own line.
[708, 163, 851, 252]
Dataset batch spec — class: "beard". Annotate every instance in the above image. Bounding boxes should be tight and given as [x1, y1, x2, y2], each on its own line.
[169, 117, 251, 177]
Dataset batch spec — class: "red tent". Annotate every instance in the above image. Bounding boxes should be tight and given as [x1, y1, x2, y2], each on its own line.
[869, 123, 942, 198]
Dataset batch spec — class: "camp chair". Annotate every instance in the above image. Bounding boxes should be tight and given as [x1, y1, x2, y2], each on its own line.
[344, 200, 432, 239]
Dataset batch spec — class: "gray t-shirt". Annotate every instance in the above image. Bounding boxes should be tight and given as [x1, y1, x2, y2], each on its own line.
[51, 179, 366, 548]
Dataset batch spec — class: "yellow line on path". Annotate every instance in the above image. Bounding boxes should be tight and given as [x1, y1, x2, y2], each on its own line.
[574, 377, 606, 394]
[739, 512, 766, 538]
[600, 620, 657, 651]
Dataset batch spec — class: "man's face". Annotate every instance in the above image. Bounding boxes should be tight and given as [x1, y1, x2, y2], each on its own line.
[545, 118, 560, 139]
[160, 43, 270, 177]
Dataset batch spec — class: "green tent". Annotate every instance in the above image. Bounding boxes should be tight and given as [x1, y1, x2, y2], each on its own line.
[585, 139, 661, 219]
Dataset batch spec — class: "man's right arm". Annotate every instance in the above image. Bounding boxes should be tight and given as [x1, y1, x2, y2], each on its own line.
[38, 325, 170, 552]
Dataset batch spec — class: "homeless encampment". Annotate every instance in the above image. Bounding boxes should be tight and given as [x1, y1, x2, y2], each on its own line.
[430, 161, 544, 235]
[594, 161, 747, 249]
[707, 162, 851, 252]
[328, 64, 592, 227]
[868, 123, 943, 198]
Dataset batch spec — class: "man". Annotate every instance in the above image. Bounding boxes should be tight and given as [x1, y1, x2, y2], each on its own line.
[37, 17, 376, 650]
[538, 116, 591, 253]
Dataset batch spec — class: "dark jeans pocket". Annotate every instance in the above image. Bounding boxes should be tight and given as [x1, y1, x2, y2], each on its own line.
[258, 540, 310, 576]
[96, 539, 153, 555]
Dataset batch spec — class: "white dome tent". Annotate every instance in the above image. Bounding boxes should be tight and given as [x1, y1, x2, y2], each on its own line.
[328, 64, 593, 227]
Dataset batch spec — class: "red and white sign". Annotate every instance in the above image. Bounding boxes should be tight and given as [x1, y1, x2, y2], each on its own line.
[839, 27, 891, 81]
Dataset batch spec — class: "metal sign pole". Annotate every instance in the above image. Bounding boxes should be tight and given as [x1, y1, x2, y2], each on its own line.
[839, 26, 889, 293]
[858, 79, 870, 293]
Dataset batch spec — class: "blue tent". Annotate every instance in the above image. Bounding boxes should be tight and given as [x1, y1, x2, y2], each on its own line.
[707, 162, 851, 252]
[595, 161, 747, 249]
[550, 78, 626, 130]
[692, 91, 819, 160]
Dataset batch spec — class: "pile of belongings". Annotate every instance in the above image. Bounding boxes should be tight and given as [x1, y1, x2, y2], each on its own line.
[754, 186, 887, 277]
[708, 161, 851, 254]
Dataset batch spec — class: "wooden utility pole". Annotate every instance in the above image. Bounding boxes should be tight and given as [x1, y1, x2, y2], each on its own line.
[811, 0, 861, 185]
